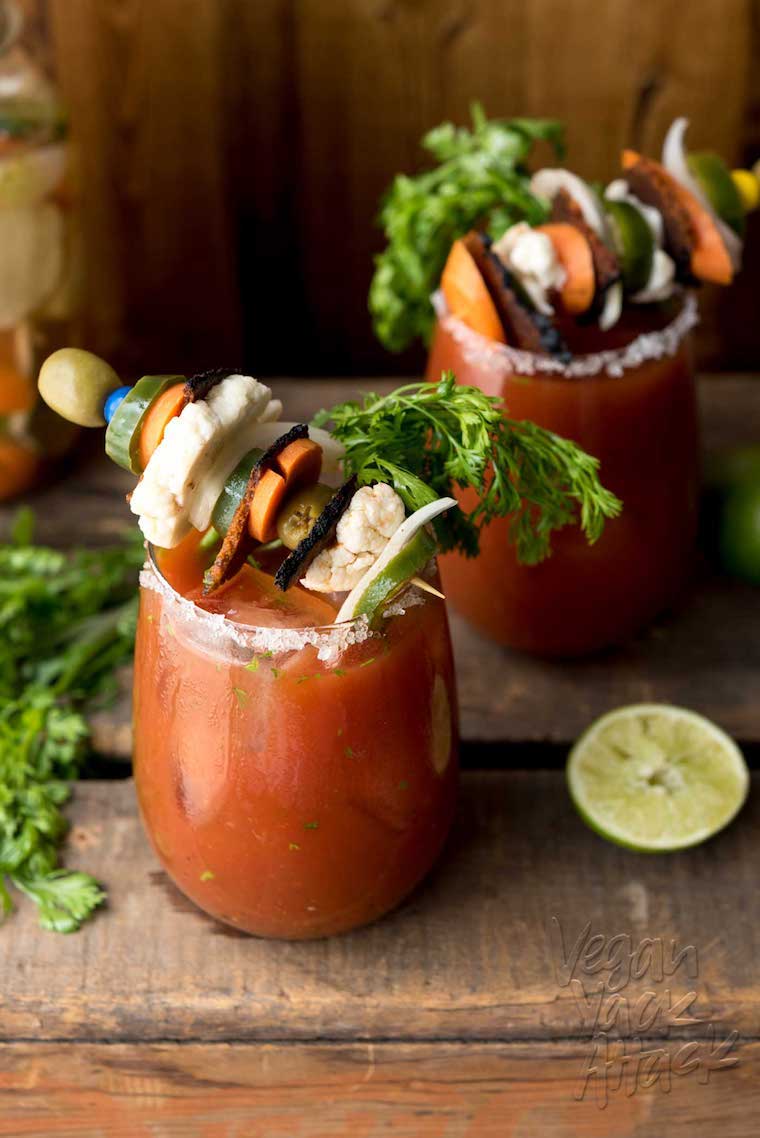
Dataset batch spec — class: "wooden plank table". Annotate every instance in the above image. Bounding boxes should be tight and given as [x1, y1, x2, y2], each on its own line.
[1, 377, 759, 1135]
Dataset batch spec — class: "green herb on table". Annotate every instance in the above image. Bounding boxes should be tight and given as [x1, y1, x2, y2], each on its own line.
[316, 373, 622, 563]
[369, 104, 564, 352]
[0, 509, 142, 933]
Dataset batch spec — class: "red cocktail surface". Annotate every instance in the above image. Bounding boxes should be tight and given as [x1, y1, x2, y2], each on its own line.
[427, 296, 700, 655]
[134, 536, 458, 939]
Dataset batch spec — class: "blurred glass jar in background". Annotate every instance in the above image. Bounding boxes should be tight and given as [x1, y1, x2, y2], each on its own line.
[0, 0, 80, 499]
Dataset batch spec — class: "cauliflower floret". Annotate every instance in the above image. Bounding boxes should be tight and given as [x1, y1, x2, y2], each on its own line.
[492, 222, 566, 316]
[301, 483, 405, 593]
[335, 484, 405, 555]
[302, 546, 376, 594]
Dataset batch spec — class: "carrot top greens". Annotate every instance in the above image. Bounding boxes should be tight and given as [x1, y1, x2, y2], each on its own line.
[315, 372, 621, 563]
[0, 509, 142, 932]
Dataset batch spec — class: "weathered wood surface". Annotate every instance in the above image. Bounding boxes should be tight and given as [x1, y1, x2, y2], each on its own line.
[1, 775, 758, 1044]
[0, 1040, 756, 1137]
[6, 376, 759, 752]
[23, 0, 760, 375]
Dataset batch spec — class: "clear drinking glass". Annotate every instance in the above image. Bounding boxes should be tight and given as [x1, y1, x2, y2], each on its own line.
[133, 552, 459, 939]
[426, 294, 700, 656]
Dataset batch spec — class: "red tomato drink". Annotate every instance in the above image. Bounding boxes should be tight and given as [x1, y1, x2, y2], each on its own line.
[133, 536, 458, 939]
[427, 296, 700, 656]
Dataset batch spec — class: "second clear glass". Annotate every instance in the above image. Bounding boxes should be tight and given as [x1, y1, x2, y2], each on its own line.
[426, 295, 701, 656]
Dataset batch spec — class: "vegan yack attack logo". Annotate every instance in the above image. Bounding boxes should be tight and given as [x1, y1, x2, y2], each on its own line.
[550, 917, 739, 1108]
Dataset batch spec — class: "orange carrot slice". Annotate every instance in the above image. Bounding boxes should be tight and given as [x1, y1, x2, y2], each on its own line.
[622, 149, 733, 285]
[275, 437, 322, 488]
[248, 467, 287, 543]
[536, 223, 596, 314]
[441, 238, 506, 343]
[138, 383, 187, 470]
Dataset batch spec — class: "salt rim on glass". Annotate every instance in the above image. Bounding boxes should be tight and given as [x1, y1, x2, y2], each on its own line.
[431, 289, 699, 380]
[140, 550, 427, 664]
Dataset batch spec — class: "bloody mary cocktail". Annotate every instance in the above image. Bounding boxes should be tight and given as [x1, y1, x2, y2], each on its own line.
[428, 296, 700, 655]
[369, 110, 753, 655]
[134, 537, 458, 939]
[37, 343, 619, 938]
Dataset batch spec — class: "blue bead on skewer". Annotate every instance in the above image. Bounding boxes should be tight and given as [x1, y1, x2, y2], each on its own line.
[104, 385, 133, 424]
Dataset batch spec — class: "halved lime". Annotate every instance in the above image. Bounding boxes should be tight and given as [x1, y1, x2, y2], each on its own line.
[567, 704, 749, 852]
[688, 151, 746, 237]
[604, 198, 654, 294]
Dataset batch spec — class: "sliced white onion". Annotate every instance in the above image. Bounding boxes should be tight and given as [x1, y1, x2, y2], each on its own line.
[335, 497, 456, 623]
[598, 281, 623, 332]
[661, 117, 742, 272]
[531, 168, 609, 239]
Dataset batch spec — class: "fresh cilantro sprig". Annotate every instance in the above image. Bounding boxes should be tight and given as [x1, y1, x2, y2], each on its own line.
[0, 509, 142, 932]
[369, 104, 564, 352]
[315, 374, 621, 562]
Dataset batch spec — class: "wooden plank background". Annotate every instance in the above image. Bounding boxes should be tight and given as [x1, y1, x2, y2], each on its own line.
[4, 776, 759, 1043]
[2, 1041, 757, 1136]
[21, 0, 760, 378]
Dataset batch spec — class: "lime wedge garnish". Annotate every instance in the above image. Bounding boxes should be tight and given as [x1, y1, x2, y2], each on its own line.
[351, 527, 437, 624]
[605, 198, 654, 294]
[335, 496, 456, 624]
[688, 151, 746, 238]
[567, 704, 749, 852]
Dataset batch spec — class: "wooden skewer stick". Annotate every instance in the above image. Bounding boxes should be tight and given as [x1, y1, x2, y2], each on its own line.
[410, 577, 446, 599]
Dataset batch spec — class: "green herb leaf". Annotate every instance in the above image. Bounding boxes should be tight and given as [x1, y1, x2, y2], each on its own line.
[0, 512, 143, 932]
[316, 374, 621, 562]
[12, 869, 106, 934]
[369, 104, 564, 352]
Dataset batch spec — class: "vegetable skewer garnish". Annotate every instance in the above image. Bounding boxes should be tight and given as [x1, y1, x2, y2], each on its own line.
[203, 423, 321, 592]
[36, 350, 621, 623]
[374, 110, 757, 352]
[274, 475, 359, 592]
[458, 230, 570, 359]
